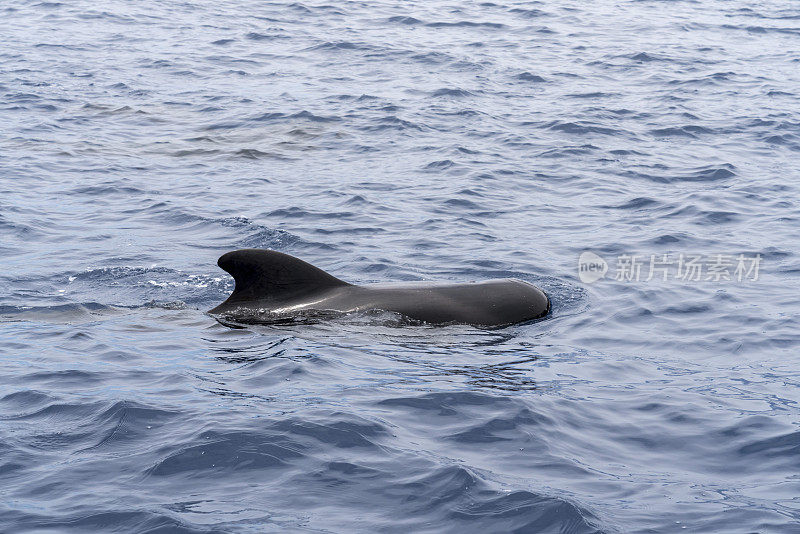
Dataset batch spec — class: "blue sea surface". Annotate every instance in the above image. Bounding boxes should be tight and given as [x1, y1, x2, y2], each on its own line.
[2, 0, 800, 532]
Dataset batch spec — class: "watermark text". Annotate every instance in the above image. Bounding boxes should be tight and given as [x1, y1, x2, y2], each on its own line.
[578, 252, 761, 284]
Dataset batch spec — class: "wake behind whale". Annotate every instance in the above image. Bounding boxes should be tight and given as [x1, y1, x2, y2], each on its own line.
[209, 249, 550, 328]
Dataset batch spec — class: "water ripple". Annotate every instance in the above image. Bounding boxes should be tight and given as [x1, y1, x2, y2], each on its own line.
[2, 0, 799, 531]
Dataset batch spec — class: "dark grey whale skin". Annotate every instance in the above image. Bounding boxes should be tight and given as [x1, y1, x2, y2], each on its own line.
[209, 249, 550, 327]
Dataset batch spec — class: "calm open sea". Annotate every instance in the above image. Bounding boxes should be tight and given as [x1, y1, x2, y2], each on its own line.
[2, 0, 800, 532]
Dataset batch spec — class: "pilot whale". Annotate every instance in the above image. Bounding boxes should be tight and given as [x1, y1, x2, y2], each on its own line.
[209, 249, 550, 327]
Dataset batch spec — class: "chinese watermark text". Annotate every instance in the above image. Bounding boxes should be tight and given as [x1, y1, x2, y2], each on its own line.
[578, 252, 761, 284]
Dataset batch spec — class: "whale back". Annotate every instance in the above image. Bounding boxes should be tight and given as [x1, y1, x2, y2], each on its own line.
[210, 249, 550, 327]
[213, 249, 350, 308]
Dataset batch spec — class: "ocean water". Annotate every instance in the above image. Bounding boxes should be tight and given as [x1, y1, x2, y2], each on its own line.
[2, 0, 800, 531]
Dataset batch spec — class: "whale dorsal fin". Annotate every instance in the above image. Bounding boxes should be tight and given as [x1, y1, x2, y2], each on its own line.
[215, 249, 350, 305]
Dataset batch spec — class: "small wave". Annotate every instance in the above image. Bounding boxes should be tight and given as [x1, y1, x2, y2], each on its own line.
[3, 509, 212, 533]
[21, 369, 107, 387]
[149, 414, 387, 478]
[68, 266, 173, 283]
[10, 400, 104, 422]
[0, 390, 55, 409]
[628, 52, 668, 62]
[763, 133, 799, 148]
[567, 92, 617, 99]
[245, 110, 340, 124]
[264, 207, 356, 220]
[668, 71, 743, 86]
[609, 148, 645, 155]
[0, 215, 41, 239]
[443, 198, 481, 210]
[431, 88, 474, 97]
[378, 391, 516, 412]
[424, 159, 456, 169]
[448, 487, 602, 533]
[514, 72, 547, 82]
[721, 24, 800, 36]
[363, 115, 426, 132]
[537, 144, 599, 158]
[650, 125, 714, 138]
[232, 148, 284, 159]
[237, 227, 327, 251]
[604, 197, 660, 210]
[306, 40, 370, 51]
[70, 184, 146, 196]
[171, 148, 222, 157]
[426, 21, 506, 29]
[272, 416, 388, 448]
[245, 32, 286, 41]
[387, 15, 422, 25]
[81, 401, 180, 451]
[696, 210, 739, 224]
[288, 110, 340, 122]
[738, 430, 800, 465]
[649, 233, 686, 245]
[148, 430, 306, 477]
[0, 303, 118, 323]
[33, 43, 87, 51]
[446, 407, 554, 443]
[622, 164, 736, 183]
[5, 92, 41, 102]
[509, 8, 549, 18]
[409, 51, 456, 64]
[543, 121, 621, 136]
